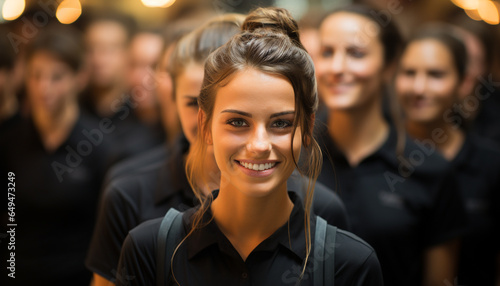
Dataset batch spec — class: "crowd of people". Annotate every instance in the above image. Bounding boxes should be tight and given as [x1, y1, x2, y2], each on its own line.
[0, 2, 499, 286]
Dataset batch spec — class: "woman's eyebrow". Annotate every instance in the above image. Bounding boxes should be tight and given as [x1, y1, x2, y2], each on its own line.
[221, 109, 252, 117]
[270, 111, 295, 118]
[221, 110, 295, 118]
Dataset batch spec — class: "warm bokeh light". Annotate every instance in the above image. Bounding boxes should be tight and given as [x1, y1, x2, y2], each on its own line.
[56, 0, 82, 24]
[478, 0, 500, 24]
[465, 9, 482, 20]
[451, 0, 479, 10]
[141, 0, 176, 8]
[2, 0, 25, 21]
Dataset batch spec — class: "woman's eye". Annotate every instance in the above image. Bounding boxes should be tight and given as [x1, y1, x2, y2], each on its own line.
[428, 70, 445, 79]
[272, 119, 292, 129]
[187, 99, 198, 107]
[348, 49, 365, 59]
[228, 119, 247, 127]
[320, 48, 333, 58]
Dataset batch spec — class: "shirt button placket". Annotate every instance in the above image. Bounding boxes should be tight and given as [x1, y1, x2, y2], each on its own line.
[241, 271, 250, 286]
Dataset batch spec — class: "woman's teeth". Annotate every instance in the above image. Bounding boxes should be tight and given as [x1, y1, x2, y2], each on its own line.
[239, 161, 276, 171]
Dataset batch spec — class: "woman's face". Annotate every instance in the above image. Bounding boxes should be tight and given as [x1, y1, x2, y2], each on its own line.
[316, 12, 385, 111]
[396, 39, 461, 124]
[175, 63, 204, 144]
[27, 51, 79, 115]
[208, 68, 301, 197]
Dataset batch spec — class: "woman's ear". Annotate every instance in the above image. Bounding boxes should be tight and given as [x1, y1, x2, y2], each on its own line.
[457, 74, 474, 101]
[198, 109, 213, 145]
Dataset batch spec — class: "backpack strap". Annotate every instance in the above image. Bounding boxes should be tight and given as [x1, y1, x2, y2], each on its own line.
[156, 208, 183, 286]
[314, 216, 337, 286]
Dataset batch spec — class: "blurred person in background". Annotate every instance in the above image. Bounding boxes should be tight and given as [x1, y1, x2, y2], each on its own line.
[0, 26, 19, 130]
[315, 4, 466, 286]
[447, 14, 500, 146]
[127, 28, 165, 142]
[395, 25, 500, 286]
[0, 24, 109, 286]
[83, 11, 162, 165]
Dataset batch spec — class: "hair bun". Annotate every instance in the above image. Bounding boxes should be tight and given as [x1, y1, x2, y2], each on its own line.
[242, 7, 301, 45]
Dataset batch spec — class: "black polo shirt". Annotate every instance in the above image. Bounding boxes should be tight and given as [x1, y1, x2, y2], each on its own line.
[0, 111, 109, 286]
[103, 143, 169, 186]
[116, 191, 382, 286]
[453, 134, 500, 286]
[86, 136, 195, 282]
[86, 135, 350, 283]
[316, 124, 466, 286]
[81, 94, 164, 167]
[470, 87, 500, 145]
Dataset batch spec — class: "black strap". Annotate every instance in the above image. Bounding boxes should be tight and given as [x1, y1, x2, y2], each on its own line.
[314, 216, 337, 286]
[156, 208, 183, 286]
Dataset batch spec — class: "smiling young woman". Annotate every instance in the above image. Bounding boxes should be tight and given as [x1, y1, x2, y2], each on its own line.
[314, 5, 467, 286]
[116, 7, 383, 286]
[396, 25, 500, 286]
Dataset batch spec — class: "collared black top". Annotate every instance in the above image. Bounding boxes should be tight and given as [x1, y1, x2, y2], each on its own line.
[316, 124, 466, 286]
[116, 191, 383, 286]
[86, 135, 351, 283]
[453, 134, 500, 286]
[81, 94, 164, 167]
[0, 111, 109, 286]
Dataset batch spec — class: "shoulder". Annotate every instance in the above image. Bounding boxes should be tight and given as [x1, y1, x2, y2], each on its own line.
[403, 134, 451, 178]
[104, 167, 161, 204]
[105, 145, 168, 182]
[468, 135, 500, 163]
[127, 217, 164, 247]
[313, 182, 350, 230]
[332, 228, 384, 285]
[334, 228, 377, 264]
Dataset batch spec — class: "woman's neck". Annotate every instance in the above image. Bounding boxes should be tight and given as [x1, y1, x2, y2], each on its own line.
[211, 184, 294, 261]
[33, 102, 79, 152]
[328, 98, 389, 166]
[406, 119, 465, 161]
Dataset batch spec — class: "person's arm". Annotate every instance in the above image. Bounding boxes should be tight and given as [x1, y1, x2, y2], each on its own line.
[116, 222, 159, 286]
[85, 179, 140, 283]
[423, 239, 460, 286]
[92, 273, 115, 286]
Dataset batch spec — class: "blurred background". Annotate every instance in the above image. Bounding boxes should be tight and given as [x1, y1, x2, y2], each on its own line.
[1, 0, 499, 28]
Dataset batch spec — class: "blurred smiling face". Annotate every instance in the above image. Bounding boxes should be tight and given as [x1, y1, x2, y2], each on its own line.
[208, 68, 300, 197]
[396, 39, 461, 124]
[316, 12, 385, 111]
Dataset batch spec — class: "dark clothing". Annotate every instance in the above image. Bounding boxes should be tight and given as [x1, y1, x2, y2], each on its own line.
[86, 135, 350, 282]
[316, 124, 466, 286]
[0, 111, 109, 286]
[453, 135, 500, 286]
[104, 143, 169, 186]
[470, 86, 500, 145]
[81, 93, 164, 166]
[116, 191, 383, 286]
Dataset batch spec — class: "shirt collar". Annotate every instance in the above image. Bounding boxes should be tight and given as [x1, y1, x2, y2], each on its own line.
[185, 191, 308, 261]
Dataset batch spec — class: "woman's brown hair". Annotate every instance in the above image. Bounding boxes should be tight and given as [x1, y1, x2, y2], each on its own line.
[185, 7, 322, 280]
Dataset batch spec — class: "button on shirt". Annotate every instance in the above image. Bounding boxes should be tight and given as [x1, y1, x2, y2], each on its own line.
[117, 191, 383, 286]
